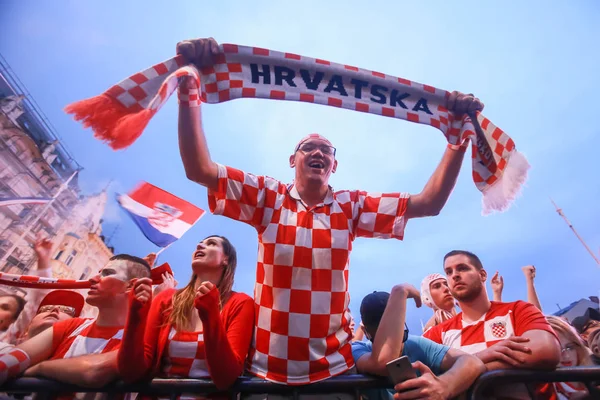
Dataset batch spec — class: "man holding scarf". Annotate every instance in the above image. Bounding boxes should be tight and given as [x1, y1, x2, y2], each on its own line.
[176, 37, 483, 395]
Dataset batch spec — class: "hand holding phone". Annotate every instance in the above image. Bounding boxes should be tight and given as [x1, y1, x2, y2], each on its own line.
[385, 356, 417, 384]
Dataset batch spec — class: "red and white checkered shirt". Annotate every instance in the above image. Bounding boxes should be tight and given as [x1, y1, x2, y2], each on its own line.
[208, 164, 409, 384]
[162, 327, 209, 378]
[51, 318, 124, 360]
[423, 301, 557, 353]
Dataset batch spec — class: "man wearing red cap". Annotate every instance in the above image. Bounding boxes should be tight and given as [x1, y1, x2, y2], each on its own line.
[176, 38, 483, 394]
[0, 254, 152, 388]
[0, 290, 84, 354]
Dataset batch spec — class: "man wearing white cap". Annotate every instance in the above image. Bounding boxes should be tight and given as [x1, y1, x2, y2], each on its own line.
[176, 37, 483, 394]
[420, 274, 457, 333]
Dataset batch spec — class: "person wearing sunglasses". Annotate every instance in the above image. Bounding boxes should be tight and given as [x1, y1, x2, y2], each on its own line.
[0, 290, 85, 354]
[352, 285, 483, 400]
[24, 291, 84, 342]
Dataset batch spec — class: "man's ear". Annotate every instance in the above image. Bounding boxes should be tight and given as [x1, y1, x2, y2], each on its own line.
[332, 159, 338, 173]
[480, 269, 488, 283]
[289, 154, 296, 168]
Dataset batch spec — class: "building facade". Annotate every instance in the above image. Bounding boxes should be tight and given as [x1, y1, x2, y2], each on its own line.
[0, 56, 114, 304]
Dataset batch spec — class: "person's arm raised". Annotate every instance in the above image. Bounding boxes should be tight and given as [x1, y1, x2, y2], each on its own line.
[355, 284, 421, 376]
[522, 265, 542, 311]
[490, 271, 504, 302]
[176, 38, 220, 190]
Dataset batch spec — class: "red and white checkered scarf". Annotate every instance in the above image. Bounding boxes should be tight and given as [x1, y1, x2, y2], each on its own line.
[65, 43, 529, 215]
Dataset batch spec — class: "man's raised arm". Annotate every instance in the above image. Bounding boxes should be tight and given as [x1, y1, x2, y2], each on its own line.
[405, 92, 484, 219]
[355, 284, 421, 376]
[176, 38, 220, 190]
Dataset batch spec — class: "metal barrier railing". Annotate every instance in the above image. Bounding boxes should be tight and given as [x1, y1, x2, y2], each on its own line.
[1, 375, 391, 400]
[467, 367, 600, 399]
[2, 368, 600, 399]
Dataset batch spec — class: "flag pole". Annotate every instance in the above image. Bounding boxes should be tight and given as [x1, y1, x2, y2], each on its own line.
[550, 198, 600, 266]
[154, 242, 173, 263]
[0, 170, 79, 268]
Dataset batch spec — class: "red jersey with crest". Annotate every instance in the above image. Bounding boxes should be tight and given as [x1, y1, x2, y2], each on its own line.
[424, 301, 559, 399]
[423, 301, 556, 352]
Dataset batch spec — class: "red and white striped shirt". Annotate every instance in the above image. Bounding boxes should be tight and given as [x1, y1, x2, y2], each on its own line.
[51, 318, 123, 360]
[162, 328, 209, 378]
[208, 164, 409, 384]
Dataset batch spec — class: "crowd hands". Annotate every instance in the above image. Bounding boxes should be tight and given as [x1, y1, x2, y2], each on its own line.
[0, 37, 596, 400]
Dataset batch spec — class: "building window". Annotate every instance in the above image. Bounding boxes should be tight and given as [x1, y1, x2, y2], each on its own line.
[18, 207, 31, 219]
[54, 250, 63, 261]
[3, 256, 26, 273]
[65, 250, 77, 266]
[79, 267, 91, 280]
[31, 222, 44, 234]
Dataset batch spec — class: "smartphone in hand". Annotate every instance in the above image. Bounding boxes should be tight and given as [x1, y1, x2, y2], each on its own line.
[385, 356, 417, 384]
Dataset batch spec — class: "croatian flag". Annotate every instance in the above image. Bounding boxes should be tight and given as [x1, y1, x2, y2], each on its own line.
[117, 182, 205, 247]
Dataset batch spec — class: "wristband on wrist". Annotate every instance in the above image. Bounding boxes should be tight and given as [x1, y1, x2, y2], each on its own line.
[447, 142, 468, 152]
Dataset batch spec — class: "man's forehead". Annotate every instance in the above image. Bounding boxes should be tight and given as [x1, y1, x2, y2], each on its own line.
[296, 134, 333, 148]
[101, 259, 129, 272]
[303, 138, 332, 145]
[444, 254, 471, 268]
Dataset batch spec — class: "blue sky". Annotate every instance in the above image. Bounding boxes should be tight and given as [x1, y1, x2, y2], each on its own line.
[1, 0, 599, 332]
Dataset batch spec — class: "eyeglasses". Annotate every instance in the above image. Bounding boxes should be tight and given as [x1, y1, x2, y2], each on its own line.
[296, 143, 336, 156]
[38, 305, 76, 317]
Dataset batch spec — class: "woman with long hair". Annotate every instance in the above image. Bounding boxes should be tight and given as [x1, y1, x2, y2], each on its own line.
[118, 235, 254, 391]
[420, 273, 457, 333]
[539, 316, 593, 399]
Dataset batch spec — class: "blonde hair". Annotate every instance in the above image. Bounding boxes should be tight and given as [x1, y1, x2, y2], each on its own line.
[169, 236, 237, 331]
[546, 315, 594, 366]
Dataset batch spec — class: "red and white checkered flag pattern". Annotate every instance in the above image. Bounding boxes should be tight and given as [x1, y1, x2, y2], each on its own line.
[0, 348, 30, 385]
[66, 43, 529, 214]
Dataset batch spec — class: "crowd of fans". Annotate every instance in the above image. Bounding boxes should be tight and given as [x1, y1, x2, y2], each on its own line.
[0, 37, 597, 399]
[0, 241, 597, 400]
